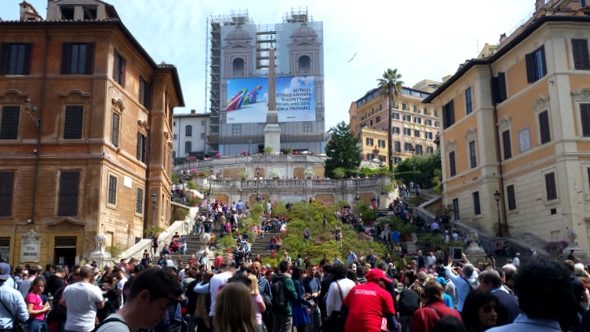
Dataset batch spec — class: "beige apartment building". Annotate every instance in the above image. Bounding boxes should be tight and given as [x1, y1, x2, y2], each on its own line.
[424, 1, 590, 252]
[0, 0, 183, 265]
[349, 86, 440, 163]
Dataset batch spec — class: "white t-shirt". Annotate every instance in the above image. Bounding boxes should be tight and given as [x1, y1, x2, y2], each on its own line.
[63, 281, 104, 332]
[116, 277, 128, 308]
[208, 271, 232, 316]
[326, 278, 356, 316]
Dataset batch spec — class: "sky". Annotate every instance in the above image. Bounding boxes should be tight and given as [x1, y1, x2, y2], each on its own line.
[0, 0, 536, 130]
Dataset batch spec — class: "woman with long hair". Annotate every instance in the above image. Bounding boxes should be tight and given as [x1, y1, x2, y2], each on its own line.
[461, 288, 498, 332]
[25, 277, 51, 332]
[291, 266, 311, 331]
[247, 274, 266, 332]
[214, 282, 257, 332]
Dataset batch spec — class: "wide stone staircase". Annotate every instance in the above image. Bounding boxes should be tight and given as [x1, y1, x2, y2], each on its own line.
[250, 232, 282, 258]
[167, 234, 210, 265]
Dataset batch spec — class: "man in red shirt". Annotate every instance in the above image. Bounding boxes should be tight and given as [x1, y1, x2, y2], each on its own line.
[344, 268, 398, 332]
[410, 280, 462, 332]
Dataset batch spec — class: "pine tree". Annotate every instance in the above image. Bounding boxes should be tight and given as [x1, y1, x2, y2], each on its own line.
[325, 122, 361, 178]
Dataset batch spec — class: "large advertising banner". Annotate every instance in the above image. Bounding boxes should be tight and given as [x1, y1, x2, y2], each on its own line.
[225, 76, 316, 124]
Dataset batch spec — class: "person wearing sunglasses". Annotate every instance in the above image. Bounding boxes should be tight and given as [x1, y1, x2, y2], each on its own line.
[461, 289, 499, 332]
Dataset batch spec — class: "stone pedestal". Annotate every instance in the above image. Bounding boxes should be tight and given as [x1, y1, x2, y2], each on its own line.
[264, 122, 281, 154]
[89, 233, 112, 268]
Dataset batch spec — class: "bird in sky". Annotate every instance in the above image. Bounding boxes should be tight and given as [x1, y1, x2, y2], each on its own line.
[347, 52, 357, 63]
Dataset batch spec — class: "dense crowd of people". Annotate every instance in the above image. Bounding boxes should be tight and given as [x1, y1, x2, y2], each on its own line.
[2, 195, 590, 332]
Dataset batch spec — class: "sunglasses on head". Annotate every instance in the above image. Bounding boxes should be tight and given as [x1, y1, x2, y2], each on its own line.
[482, 304, 497, 313]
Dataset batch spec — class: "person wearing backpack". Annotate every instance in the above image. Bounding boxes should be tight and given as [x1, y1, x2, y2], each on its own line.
[325, 263, 355, 332]
[271, 260, 298, 332]
[410, 280, 462, 332]
[398, 283, 422, 332]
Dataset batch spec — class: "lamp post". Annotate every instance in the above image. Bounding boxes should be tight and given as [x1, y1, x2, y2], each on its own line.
[354, 178, 360, 201]
[494, 190, 502, 237]
[380, 162, 386, 195]
[255, 172, 260, 201]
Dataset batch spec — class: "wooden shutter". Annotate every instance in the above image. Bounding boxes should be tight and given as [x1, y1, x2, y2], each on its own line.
[502, 130, 512, 160]
[0, 106, 20, 139]
[449, 151, 456, 176]
[539, 111, 551, 144]
[525, 52, 535, 83]
[111, 112, 120, 147]
[572, 39, 590, 70]
[539, 46, 547, 78]
[545, 172, 557, 201]
[58, 171, 79, 216]
[85, 43, 94, 74]
[63, 106, 83, 139]
[0, 172, 14, 217]
[61, 43, 72, 74]
[507, 185, 516, 210]
[580, 104, 590, 137]
[0, 43, 9, 74]
[136, 188, 143, 214]
[473, 192, 481, 215]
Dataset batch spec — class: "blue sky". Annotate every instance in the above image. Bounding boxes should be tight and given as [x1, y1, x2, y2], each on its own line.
[1, 0, 534, 129]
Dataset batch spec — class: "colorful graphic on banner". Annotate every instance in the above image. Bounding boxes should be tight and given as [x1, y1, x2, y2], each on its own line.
[226, 76, 316, 124]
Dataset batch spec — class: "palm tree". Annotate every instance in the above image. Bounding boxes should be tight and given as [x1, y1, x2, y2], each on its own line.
[377, 68, 403, 175]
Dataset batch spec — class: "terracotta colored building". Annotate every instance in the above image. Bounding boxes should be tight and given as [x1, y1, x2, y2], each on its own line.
[425, 1, 590, 253]
[0, 0, 184, 265]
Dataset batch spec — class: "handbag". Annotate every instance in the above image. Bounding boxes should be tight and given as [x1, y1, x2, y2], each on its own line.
[0, 295, 27, 332]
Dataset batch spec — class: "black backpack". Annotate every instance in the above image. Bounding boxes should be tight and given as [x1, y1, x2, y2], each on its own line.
[271, 277, 287, 310]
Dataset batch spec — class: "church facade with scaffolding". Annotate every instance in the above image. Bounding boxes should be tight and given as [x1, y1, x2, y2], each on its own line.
[206, 9, 325, 155]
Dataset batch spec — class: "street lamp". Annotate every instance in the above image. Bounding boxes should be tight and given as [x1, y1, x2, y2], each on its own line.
[255, 172, 260, 201]
[354, 178, 360, 201]
[494, 190, 502, 237]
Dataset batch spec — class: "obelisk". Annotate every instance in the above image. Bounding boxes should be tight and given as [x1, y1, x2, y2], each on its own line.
[264, 47, 281, 154]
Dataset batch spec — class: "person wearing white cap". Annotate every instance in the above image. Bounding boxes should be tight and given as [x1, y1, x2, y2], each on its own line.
[0, 262, 29, 331]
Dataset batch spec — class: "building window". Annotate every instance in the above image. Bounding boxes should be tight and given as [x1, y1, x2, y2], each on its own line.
[465, 87, 473, 115]
[298, 55, 311, 74]
[452, 198, 460, 220]
[0, 106, 20, 139]
[403, 114, 411, 122]
[572, 39, 590, 70]
[136, 132, 146, 162]
[366, 153, 375, 160]
[139, 77, 152, 108]
[425, 119, 432, 126]
[469, 140, 477, 168]
[580, 104, 590, 137]
[519, 128, 531, 152]
[365, 137, 374, 146]
[135, 188, 144, 215]
[0, 43, 32, 75]
[61, 43, 93, 75]
[545, 172, 557, 201]
[404, 143, 413, 152]
[403, 128, 412, 135]
[232, 57, 245, 76]
[442, 100, 455, 129]
[60, 6, 74, 19]
[376, 116, 381, 123]
[402, 103, 407, 111]
[394, 141, 401, 152]
[415, 144, 423, 155]
[185, 141, 192, 155]
[392, 112, 400, 120]
[413, 105, 418, 113]
[232, 124, 241, 136]
[492, 72, 507, 104]
[502, 130, 512, 160]
[538, 110, 551, 144]
[449, 151, 456, 177]
[394, 157, 402, 163]
[0, 171, 14, 217]
[506, 184, 516, 210]
[426, 146, 434, 154]
[113, 50, 126, 86]
[111, 112, 120, 147]
[472, 192, 481, 215]
[414, 130, 420, 138]
[58, 171, 79, 216]
[425, 132, 433, 140]
[378, 139, 385, 148]
[303, 122, 312, 133]
[185, 125, 192, 137]
[63, 105, 83, 139]
[414, 117, 422, 124]
[107, 175, 117, 205]
[526, 46, 547, 83]
[83, 6, 97, 20]
[392, 127, 400, 134]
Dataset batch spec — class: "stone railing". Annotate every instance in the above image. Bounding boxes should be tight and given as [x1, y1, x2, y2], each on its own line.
[117, 206, 199, 261]
[174, 154, 326, 171]
[209, 177, 384, 191]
